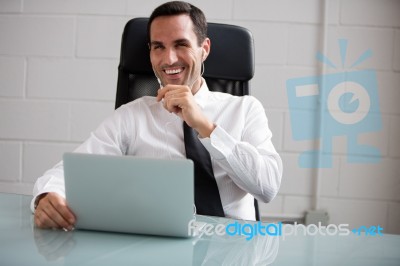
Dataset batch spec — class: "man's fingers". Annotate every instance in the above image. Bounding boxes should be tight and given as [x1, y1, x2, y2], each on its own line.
[156, 84, 209, 131]
[156, 86, 172, 101]
[37, 200, 69, 229]
[164, 97, 185, 114]
[156, 88, 165, 102]
[163, 90, 191, 112]
[34, 193, 75, 230]
[35, 208, 59, 229]
[156, 85, 191, 102]
[48, 194, 75, 225]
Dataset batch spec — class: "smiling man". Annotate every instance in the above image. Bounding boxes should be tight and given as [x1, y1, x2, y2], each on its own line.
[151, 12, 213, 138]
[32, 1, 282, 231]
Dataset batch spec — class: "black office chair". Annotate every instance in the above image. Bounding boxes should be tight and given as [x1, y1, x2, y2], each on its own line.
[115, 17, 260, 221]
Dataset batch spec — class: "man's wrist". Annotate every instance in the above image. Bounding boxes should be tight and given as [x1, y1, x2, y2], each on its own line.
[196, 122, 216, 138]
[34, 193, 48, 210]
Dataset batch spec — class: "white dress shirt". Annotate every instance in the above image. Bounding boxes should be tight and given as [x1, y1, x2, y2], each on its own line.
[32, 80, 282, 220]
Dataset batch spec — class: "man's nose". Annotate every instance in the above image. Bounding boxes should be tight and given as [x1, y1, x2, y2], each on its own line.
[164, 48, 178, 65]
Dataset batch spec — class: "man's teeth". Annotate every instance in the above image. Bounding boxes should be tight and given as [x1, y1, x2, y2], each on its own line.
[165, 68, 182, 75]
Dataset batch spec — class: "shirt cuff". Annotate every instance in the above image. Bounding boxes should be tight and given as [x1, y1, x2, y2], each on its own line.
[199, 125, 236, 160]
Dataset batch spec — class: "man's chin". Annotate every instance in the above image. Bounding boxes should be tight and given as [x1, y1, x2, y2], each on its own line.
[162, 79, 187, 86]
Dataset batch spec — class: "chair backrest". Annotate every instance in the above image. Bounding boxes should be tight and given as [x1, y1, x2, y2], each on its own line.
[115, 17, 260, 221]
[115, 17, 255, 109]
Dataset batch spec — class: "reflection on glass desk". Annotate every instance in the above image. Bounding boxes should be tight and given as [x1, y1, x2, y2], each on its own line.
[1, 193, 400, 266]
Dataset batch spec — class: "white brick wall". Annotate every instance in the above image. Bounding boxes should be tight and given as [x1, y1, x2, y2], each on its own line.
[0, 141, 21, 182]
[233, 0, 322, 23]
[0, 16, 75, 56]
[0, 56, 25, 97]
[27, 58, 117, 100]
[0, 100, 70, 140]
[340, 0, 400, 27]
[0, 0, 399, 234]
[22, 142, 78, 183]
[23, 0, 127, 15]
[326, 27, 394, 71]
[395, 30, 400, 71]
[76, 17, 127, 58]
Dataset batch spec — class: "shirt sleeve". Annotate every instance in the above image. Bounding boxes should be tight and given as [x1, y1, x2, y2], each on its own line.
[199, 97, 282, 203]
[31, 161, 66, 212]
[30, 105, 131, 212]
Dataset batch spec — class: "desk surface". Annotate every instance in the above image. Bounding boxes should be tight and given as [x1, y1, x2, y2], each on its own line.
[1, 193, 399, 266]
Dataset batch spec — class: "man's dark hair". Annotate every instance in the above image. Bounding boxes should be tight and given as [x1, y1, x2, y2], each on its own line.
[147, 1, 207, 46]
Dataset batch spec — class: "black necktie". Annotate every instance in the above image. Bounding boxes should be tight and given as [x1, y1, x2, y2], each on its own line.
[183, 122, 225, 217]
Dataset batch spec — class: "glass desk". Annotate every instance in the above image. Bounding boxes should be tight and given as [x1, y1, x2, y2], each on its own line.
[1, 193, 399, 265]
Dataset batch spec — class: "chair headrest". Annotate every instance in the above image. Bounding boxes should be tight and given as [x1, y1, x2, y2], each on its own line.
[119, 17, 254, 81]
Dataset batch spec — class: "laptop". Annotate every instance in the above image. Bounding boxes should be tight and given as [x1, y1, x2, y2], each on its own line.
[63, 152, 197, 238]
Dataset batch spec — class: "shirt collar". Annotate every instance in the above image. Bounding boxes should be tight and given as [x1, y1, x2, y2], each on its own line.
[193, 78, 209, 109]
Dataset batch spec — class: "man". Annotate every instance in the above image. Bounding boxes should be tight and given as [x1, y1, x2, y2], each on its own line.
[32, 1, 282, 230]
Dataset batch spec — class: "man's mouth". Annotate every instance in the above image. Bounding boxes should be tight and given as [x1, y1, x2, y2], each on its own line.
[164, 67, 184, 75]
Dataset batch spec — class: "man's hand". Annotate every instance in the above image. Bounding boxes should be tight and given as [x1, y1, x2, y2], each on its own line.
[156, 84, 215, 137]
[34, 192, 76, 231]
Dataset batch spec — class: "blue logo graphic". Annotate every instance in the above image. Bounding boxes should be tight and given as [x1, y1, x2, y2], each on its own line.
[351, 225, 383, 236]
[188, 220, 384, 241]
[286, 39, 382, 168]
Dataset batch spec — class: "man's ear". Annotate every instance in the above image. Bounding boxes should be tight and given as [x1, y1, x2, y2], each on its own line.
[201, 38, 211, 62]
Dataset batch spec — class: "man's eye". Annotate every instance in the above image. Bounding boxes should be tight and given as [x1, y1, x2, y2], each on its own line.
[152, 44, 163, 50]
[176, 42, 189, 48]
